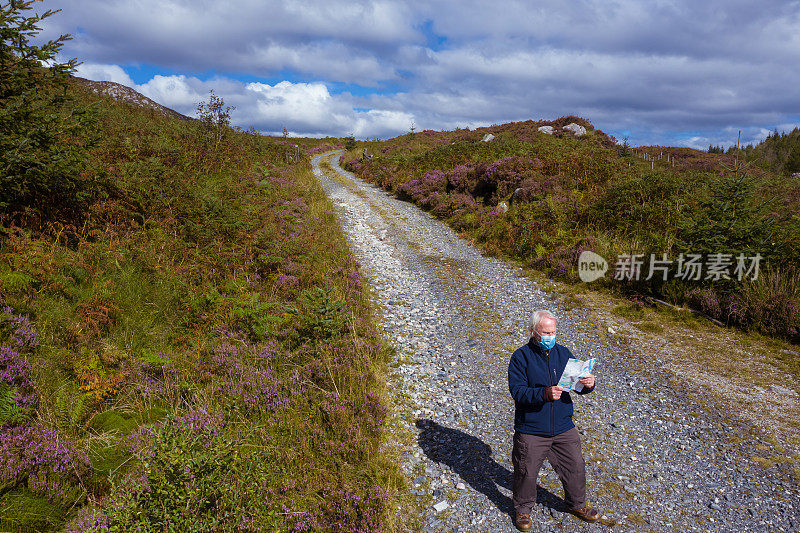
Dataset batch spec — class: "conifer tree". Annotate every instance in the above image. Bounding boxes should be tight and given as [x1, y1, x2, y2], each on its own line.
[1, 0, 95, 223]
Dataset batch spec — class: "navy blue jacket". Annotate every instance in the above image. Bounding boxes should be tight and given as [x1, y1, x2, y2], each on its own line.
[508, 338, 594, 436]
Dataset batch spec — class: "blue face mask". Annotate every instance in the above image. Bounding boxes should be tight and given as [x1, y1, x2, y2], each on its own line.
[538, 335, 556, 350]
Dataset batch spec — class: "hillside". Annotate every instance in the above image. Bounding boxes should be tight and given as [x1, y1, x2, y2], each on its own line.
[744, 127, 800, 177]
[0, 78, 396, 531]
[342, 118, 800, 344]
[72, 76, 192, 121]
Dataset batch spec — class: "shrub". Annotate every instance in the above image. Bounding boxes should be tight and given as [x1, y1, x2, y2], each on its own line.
[228, 293, 283, 341]
[739, 267, 800, 340]
[297, 286, 346, 341]
[196, 90, 234, 151]
[344, 116, 800, 341]
[676, 161, 779, 257]
[0, 303, 39, 425]
[102, 413, 240, 532]
[0, 423, 90, 505]
[0, 345, 37, 426]
[0, 60, 402, 529]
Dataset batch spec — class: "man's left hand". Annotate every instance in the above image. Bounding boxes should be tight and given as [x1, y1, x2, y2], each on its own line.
[579, 374, 595, 389]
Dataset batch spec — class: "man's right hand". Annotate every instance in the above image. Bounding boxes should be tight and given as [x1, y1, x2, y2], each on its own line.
[545, 385, 563, 401]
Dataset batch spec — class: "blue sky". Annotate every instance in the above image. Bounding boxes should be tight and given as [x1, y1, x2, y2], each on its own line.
[39, 0, 800, 148]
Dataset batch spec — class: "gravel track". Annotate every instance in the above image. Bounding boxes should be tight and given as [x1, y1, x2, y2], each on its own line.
[311, 151, 800, 532]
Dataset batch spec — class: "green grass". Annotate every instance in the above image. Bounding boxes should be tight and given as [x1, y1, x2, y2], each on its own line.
[0, 490, 65, 533]
[634, 321, 664, 334]
[611, 304, 646, 320]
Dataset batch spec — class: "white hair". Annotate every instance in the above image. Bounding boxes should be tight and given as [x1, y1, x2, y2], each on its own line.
[529, 309, 557, 339]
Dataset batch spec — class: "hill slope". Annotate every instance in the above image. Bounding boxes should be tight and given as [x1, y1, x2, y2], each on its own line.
[744, 127, 800, 177]
[0, 81, 399, 531]
[73, 76, 192, 121]
[342, 117, 800, 343]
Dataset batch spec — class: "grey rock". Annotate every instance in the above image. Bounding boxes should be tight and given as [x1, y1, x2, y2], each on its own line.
[433, 501, 449, 513]
[563, 122, 587, 136]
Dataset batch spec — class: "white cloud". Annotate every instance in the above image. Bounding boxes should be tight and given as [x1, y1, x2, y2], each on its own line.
[38, 0, 800, 146]
[137, 75, 206, 112]
[107, 73, 417, 139]
[247, 81, 348, 130]
[74, 62, 135, 87]
[352, 109, 415, 138]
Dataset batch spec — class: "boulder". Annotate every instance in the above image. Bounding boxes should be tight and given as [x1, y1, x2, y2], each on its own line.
[563, 123, 587, 136]
[481, 133, 495, 142]
[538, 125, 554, 135]
[496, 201, 508, 214]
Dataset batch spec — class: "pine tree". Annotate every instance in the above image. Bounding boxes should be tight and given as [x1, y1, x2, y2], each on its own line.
[1, 0, 96, 223]
[678, 157, 777, 259]
[785, 142, 800, 175]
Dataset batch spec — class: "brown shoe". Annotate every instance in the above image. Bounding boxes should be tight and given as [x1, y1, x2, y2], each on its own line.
[570, 506, 600, 523]
[515, 512, 532, 531]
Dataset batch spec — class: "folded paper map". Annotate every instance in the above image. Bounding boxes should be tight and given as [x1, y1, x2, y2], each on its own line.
[557, 357, 596, 392]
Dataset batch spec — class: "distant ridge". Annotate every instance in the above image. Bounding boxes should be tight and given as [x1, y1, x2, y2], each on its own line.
[73, 76, 192, 121]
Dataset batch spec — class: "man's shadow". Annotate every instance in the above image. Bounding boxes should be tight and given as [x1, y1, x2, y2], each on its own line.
[415, 419, 567, 517]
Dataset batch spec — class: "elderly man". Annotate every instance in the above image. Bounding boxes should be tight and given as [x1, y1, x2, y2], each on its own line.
[507, 309, 599, 531]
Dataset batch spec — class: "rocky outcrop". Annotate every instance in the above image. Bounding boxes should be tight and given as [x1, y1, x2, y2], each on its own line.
[72, 76, 192, 121]
[563, 123, 587, 136]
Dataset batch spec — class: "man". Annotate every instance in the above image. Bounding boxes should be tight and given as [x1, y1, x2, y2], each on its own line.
[507, 309, 600, 531]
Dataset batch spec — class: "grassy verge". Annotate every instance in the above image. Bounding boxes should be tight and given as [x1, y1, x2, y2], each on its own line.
[0, 86, 401, 531]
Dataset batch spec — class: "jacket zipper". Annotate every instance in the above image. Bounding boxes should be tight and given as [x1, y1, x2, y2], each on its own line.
[547, 349, 554, 436]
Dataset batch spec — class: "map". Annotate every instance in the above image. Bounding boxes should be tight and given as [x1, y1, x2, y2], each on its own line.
[557, 357, 596, 392]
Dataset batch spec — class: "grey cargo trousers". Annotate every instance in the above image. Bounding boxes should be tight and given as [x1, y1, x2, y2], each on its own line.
[512, 426, 587, 514]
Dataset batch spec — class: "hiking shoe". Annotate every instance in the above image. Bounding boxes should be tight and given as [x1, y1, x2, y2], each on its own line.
[515, 512, 533, 531]
[570, 506, 600, 523]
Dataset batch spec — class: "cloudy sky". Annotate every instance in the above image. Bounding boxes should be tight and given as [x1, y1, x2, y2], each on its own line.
[38, 0, 800, 148]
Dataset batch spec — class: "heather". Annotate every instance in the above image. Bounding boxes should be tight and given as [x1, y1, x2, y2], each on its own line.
[344, 120, 800, 343]
[0, 9, 400, 527]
